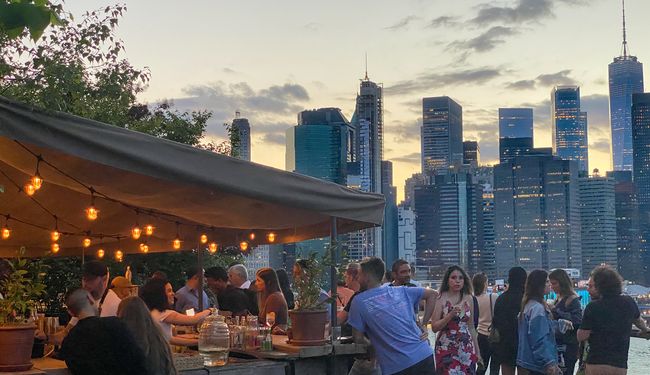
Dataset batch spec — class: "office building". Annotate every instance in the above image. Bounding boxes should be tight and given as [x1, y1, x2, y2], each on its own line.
[579, 172, 617, 272]
[232, 113, 251, 161]
[480, 184, 496, 279]
[632, 92, 650, 283]
[463, 141, 480, 168]
[421, 97, 463, 175]
[382, 161, 399, 267]
[499, 108, 534, 163]
[398, 206, 417, 265]
[552, 86, 589, 172]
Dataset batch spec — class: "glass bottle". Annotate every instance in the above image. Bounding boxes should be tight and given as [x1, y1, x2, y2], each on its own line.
[198, 313, 230, 366]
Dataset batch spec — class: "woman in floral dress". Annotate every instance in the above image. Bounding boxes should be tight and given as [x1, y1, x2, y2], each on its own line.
[431, 265, 481, 374]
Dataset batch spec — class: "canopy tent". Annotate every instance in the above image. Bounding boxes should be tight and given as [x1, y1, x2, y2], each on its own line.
[0, 96, 385, 258]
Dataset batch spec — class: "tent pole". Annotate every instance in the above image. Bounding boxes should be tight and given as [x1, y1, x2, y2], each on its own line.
[197, 239, 204, 311]
[329, 216, 338, 375]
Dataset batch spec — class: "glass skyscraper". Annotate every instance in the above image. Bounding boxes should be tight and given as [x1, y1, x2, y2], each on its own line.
[421, 97, 463, 175]
[632, 93, 650, 283]
[552, 86, 589, 173]
[499, 108, 534, 163]
[232, 114, 251, 161]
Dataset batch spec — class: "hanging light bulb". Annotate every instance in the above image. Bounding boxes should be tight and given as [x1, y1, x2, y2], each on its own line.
[51, 243, 60, 253]
[249, 232, 256, 241]
[141, 244, 149, 253]
[83, 237, 92, 248]
[172, 238, 181, 250]
[97, 249, 105, 258]
[200, 234, 208, 244]
[24, 183, 36, 196]
[1, 226, 10, 240]
[139, 242, 146, 251]
[131, 226, 142, 240]
[86, 190, 98, 220]
[115, 250, 124, 262]
[208, 242, 218, 254]
[145, 224, 154, 236]
[267, 232, 276, 243]
[239, 241, 248, 251]
[51, 230, 60, 242]
[31, 174, 43, 190]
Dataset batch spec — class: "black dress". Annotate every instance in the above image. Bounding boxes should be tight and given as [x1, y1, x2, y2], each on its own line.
[491, 289, 523, 367]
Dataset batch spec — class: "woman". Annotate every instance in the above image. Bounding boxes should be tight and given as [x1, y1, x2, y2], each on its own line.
[549, 269, 582, 375]
[275, 268, 295, 310]
[256, 268, 288, 332]
[431, 265, 480, 374]
[255, 267, 288, 332]
[117, 296, 178, 375]
[517, 270, 563, 375]
[139, 278, 211, 346]
[473, 272, 499, 375]
[492, 266, 527, 375]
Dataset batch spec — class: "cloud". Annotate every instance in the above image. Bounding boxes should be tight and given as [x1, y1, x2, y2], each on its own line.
[506, 70, 578, 90]
[505, 79, 536, 90]
[581, 94, 610, 137]
[261, 133, 287, 146]
[303, 22, 321, 31]
[450, 26, 519, 53]
[391, 152, 421, 165]
[590, 138, 610, 153]
[222, 68, 238, 74]
[389, 118, 422, 144]
[385, 67, 502, 96]
[428, 16, 460, 28]
[470, 0, 589, 26]
[385, 15, 420, 31]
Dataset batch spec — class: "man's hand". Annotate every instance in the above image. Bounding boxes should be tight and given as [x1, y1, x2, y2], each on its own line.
[545, 364, 561, 375]
[418, 323, 429, 341]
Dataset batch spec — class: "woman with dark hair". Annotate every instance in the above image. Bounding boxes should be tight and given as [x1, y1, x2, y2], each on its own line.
[275, 268, 294, 310]
[548, 269, 582, 375]
[492, 266, 527, 375]
[431, 265, 480, 374]
[117, 296, 178, 375]
[256, 268, 288, 331]
[577, 266, 649, 374]
[139, 278, 211, 346]
[517, 270, 567, 375]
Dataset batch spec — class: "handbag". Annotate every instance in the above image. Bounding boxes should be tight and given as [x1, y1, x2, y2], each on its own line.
[487, 294, 501, 344]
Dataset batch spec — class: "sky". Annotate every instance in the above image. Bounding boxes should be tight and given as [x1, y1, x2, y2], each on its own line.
[67, 0, 650, 202]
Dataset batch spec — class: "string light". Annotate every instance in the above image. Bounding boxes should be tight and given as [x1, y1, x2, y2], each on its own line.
[51, 243, 59, 253]
[85, 190, 98, 221]
[115, 250, 124, 262]
[51, 230, 60, 242]
[31, 157, 43, 190]
[141, 244, 149, 253]
[145, 224, 154, 236]
[240, 241, 248, 251]
[200, 234, 208, 244]
[24, 183, 36, 196]
[173, 238, 181, 250]
[97, 248, 105, 258]
[208, 242, 218, 254]
[267, 232, 276, 243]
[83, 237, 92, 248]
[249, 232, 256, 241]
[131, 226, 142, 240]
[1, 226, 10, 240]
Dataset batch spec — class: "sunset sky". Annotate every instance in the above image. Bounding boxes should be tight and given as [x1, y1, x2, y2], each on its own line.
[68, 0, 650, 201]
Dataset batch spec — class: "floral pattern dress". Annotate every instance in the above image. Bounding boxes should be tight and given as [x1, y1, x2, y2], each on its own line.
[435, 300, 478, 374]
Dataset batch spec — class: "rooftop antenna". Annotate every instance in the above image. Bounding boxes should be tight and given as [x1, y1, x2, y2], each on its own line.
[235, 111, 241, 119]
[622, 0, 628, 57]
[364, 52, 369, 81]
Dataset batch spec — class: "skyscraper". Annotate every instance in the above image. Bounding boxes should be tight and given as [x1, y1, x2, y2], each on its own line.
[632, 92, 650, 283]
[463, 141, 480, 168]
[494, 155, 582, 277]
[579, 173, 617, 273]
[381, 161, 399, 267]
[552, 86, 589, 173]
[232, 113, 251, 161]
[421, 97, 463, 175]
[286, 108, 349, 185]
[480, 183, 496, 280]
[398, 206, 417, 265]
[609, 0, 644, 171]
[499, 108, 534, 163]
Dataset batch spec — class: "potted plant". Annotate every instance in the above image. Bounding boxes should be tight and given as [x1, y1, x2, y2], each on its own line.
[0, 250, 47, 372]
[289, 252, 333, 346]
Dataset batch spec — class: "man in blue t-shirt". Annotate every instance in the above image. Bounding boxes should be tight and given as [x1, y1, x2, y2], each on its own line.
[348, 257, 438, 375]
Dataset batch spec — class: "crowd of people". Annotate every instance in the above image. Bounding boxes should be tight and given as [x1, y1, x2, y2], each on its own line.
[22, 256, 649, 375]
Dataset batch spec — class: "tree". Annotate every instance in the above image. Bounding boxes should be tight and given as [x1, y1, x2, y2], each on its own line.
[0, 0, 62, 41]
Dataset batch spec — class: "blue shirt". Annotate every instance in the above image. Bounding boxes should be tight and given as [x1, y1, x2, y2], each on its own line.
[348, 286, 432, 375]
[174, 285, 210, 313]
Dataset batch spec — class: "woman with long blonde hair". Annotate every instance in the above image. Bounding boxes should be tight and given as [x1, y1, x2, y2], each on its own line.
[117, 296, 178, 375]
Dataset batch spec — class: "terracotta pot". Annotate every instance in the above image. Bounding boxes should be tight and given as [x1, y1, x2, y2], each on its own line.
[0, 324, 36, 372]
[288, 309, 327, 346]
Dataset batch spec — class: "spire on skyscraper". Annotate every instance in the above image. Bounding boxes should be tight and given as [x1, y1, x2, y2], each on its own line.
[363, 52, 369, 81]
[622, 0, 628, 57]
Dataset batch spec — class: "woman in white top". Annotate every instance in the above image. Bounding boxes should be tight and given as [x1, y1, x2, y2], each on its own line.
[473, 272, 498, 375]
[140, 278, 211, 346]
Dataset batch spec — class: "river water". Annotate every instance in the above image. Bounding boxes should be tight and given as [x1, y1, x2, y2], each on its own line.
[627, 338, 650, 375]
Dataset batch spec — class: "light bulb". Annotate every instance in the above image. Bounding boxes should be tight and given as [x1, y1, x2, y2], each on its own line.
[200, 234, 208, 244]
[86, 206, 99, 221]
[51, 230, 60, 242]
[141, 244, 149, 253]
[208, 242, 218, 254]
[139, 242, 146, 251]
[24, 183, 36, 196]
[115, 250, 124, 262]
[1, 227, 10, 240]
[51, 243, 59, 253]
[131, 226, 141, 240]
[267, 232, 276, 243]
[145, 225, 154, 236]
[97, 249, 105, 258]
[240, 241, 248, 251]
[249, 232, 256, 241]
[31, 175, 43, 190]
[173, 238, 181, 250]
[83, 237, 91, 248]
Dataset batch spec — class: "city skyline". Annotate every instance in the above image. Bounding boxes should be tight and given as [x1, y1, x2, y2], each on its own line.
[65, 0, 650, 201]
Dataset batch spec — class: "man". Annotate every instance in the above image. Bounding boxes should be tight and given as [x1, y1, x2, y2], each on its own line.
[390, 259, 416, 287]
[175, 265, 210, 313]
[228, 264, 251, 289]
[60, 289, 148, 375]
[205, 266, 251, 315]
[348, 257, 437, 375]
[345, 263, 361, 292]
[110, 276, 137, 300]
